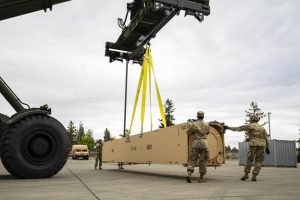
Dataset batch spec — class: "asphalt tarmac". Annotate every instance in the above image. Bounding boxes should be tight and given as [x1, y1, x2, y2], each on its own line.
[0, 159, 299, 200]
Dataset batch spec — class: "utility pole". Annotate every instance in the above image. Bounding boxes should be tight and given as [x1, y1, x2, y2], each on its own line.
[123, 60, 129, 138]
[268, 112, 271, 140]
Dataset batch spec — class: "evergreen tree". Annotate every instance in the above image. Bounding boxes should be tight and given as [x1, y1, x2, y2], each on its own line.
[103, 128, 112, 142]
[66, 121, 77, 147]
[231, 146, 239, 153]
[225, 145, 231, 153]
[245, 101, 267, 125]
[81, 129, 95, 150]
[244, 101, 267, 141]
[159, 98, 175, 128]
[77, 122, 84, 144]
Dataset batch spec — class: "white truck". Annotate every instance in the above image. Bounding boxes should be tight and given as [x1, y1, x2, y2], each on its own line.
[71, 145, 89, 160]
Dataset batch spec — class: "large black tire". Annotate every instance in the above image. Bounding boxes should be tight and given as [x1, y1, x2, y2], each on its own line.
[0, 114, 70, 178]
[0, 113, 9, 133]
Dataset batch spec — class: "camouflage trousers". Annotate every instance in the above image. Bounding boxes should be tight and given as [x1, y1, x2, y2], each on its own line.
[95, 154, 102, 169]
[245, 146, 265, 175]
[187, 148, 209, 175]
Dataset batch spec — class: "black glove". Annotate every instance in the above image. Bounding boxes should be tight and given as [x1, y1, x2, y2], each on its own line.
[224, 125, 229, 130]
[266, 147, 271, 155]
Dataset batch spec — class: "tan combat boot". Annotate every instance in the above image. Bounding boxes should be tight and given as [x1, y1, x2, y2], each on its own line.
[241, 173, 249, 181]
[186, 171, 192, 183]
[251, 174, 257, 181]
[198, 174, 206, 183]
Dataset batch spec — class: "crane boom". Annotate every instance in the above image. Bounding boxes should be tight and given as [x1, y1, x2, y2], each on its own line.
[105, 0, 210, 63]
[0, 0, 70, 20]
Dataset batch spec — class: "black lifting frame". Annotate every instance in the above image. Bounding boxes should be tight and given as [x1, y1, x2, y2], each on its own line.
[105, 0, 210, 63]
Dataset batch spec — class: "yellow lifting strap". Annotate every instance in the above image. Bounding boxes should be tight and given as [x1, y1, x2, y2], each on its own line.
[129, 47, 166, 133]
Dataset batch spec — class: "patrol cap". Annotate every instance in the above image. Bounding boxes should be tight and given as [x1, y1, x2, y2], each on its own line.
[249, 115, 259, 122]
[197, 111, 204, 117]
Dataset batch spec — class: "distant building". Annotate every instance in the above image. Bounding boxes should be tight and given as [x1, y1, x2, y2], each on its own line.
[297, 148, 300, 163]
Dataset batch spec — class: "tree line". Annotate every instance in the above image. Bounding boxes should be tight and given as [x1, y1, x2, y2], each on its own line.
[66, 121, 96, 150]
[225, 145, 239, 153]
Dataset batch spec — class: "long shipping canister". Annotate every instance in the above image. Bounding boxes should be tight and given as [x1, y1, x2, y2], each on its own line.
[103, 122, 226, 167]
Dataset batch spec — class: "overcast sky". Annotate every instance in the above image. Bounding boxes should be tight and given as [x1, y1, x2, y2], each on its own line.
[1, 0, 299, 147]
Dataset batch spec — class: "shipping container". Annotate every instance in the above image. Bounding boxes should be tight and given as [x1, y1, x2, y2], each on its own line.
[239, 140, 297, 168]
[103, 122, 226, 167]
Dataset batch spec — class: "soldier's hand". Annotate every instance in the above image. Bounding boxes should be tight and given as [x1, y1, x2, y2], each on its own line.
[265, 148, 271, 155]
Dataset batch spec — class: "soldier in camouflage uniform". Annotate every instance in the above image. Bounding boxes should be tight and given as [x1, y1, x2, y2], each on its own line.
[94, 139, 103, 170]
[186, 111, 210, 183]
[225, 115, 270, 181]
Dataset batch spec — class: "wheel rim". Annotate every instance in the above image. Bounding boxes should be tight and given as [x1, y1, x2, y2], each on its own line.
[21, 128, 57, 165]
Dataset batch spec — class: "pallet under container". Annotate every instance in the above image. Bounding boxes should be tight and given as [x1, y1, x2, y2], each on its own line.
[103, 122, 226, 167]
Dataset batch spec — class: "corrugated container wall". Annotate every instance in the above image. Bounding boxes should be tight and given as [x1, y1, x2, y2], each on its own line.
[239, 140, 297, 168]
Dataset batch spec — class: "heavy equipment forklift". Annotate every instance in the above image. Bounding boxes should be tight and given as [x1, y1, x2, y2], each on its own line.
[0, 0, 71, 179]
[0, 0, 210, 178]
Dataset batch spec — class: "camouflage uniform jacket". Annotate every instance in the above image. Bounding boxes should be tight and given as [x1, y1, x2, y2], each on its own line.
[229, 123, 268, 147]
[96, 143, 103, 155]
[186, 120, 209, 149]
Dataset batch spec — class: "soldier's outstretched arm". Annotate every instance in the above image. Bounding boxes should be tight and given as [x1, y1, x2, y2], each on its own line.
[228, 125, 248, 132]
